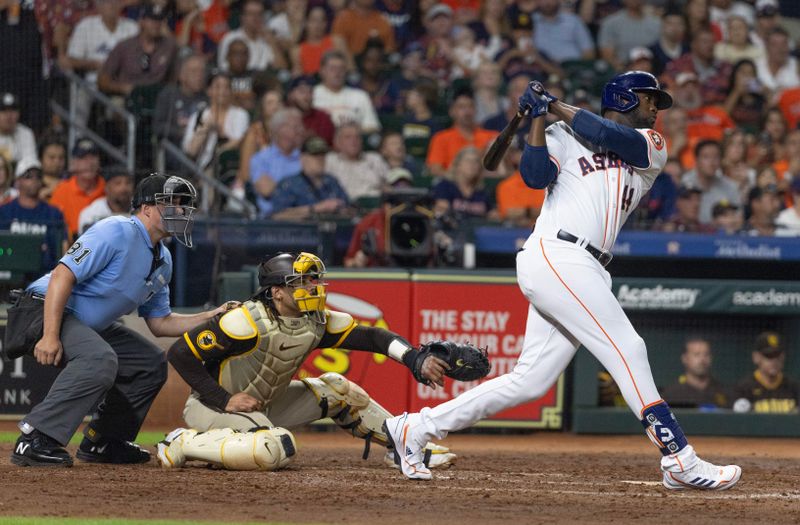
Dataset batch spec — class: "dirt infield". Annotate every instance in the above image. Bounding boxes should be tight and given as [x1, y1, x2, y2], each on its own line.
[1, 432, 798, 524]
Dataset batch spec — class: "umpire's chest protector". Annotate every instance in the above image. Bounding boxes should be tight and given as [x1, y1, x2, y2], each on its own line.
[217, 301, 325, 404]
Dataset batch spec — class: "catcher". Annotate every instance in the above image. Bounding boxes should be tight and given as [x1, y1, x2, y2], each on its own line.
[158, 252, 489, 471]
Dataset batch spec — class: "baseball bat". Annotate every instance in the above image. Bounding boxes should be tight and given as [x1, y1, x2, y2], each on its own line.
[482, 108, 528, 171]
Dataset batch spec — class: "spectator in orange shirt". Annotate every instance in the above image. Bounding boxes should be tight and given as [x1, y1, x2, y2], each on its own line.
[425, 88, 497, 178]
[49, 139, 106, 238]
[673, 72, 735, 143]
[777, 85, 800, 131]
[495, 146, 544, 227]
[771, 129, 800, 203]
[332, 0, 396, 56]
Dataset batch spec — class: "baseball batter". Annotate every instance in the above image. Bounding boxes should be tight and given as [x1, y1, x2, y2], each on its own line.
[385, 72, 742, 490]
[157, 252, 486, 471]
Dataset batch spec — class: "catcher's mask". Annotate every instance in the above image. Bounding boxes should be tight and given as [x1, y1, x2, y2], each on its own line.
[133, 173, 198, 247]
[256, 252, 328, 323]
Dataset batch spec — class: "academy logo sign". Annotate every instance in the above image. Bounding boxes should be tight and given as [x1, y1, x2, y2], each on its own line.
[616, 284, 701, 310]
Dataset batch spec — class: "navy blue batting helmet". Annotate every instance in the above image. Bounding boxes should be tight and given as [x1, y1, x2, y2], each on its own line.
[601, 71, 672, 114]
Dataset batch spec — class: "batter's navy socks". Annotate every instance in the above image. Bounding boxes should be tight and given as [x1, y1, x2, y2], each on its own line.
[77, 436, 151, 464]
[10, 430, 73, 467]
[640, 401, 688, 455]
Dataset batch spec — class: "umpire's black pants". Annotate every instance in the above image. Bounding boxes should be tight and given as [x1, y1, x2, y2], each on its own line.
[21, 314, 167, 445]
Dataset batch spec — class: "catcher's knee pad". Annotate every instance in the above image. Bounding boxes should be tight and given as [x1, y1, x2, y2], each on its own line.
[161, 427, 297, 471]
[302, 372, 391, 451]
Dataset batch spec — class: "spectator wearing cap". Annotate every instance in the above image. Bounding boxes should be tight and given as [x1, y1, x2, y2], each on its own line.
[332, 0, 396, 56]
[286, 76, 335, 145]
[98, 4, 177, 96]
[659, 185, 714, 233]
[293, 5, 353, 77]
[532, 0, 595, 64]
[681, 140, 741, 224]
[775, 177, 800, 235]
[0, 93, 37, 166]
[0, 158, 67, 271]
[483, 73, 532, 149]
[648, 9, 688, 77]
[627, 47, 654, 73]
[414, 4, 456, 87]
[182, 72, 250, 169]
[733, 332, 800, 414]
[77, 167, 134, 234]
[672, 72, 735, 144]
[598, 0, 661, 72]
[154, 54, 208, 148]
[664, 26, 732, 106]
[312, 50, 381, 133]
[248, 108, 304, 218]
[714, 15, 764, 65]
[744, 184, 781, 236]
[64, 0, 139, 128]
[343, 167, 415, 268]
[325, 122, 390, 201]
[271, 136, 350, 220]
[50, 140, 106, 238]
[709, 0, 755, 31]
[755, 27, 800, 97]
[38, 138, 68, 202]
[425, 88, 497, 179]
[711, 199, 743, 234]
[750, 0, 788, 51]
[216, 0, 286, 73]
[494, 11, 562, 84]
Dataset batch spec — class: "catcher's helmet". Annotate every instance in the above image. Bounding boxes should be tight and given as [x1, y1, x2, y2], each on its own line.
[255, 252, 328, 323]
[601, 71, 672, 114]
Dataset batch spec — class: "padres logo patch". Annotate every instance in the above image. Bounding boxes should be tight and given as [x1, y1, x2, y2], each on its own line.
[196, 330, 217, 351]
[647, 130, 665, 151]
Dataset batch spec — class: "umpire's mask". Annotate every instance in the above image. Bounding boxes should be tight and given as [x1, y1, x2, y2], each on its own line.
[157, 176, 197, 247]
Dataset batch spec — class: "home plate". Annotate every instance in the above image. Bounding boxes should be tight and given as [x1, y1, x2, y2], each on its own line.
[621, 480, 662, 486]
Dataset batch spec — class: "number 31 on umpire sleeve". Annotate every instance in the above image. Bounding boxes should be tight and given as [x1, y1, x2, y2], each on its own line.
[66, 241, 91, 264]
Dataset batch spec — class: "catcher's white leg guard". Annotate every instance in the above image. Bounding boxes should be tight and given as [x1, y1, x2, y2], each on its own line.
[302, 372, 456, 469]
[302, 372, 390, 453]
[157, 427, 296, 471]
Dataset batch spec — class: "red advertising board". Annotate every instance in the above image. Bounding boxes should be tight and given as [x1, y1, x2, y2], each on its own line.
[298, 270, 564, 429]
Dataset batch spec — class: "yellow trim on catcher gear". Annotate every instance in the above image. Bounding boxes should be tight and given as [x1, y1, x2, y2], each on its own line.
[184, 333, 202, 361]
[332, 323, 357, 349]
[217, 307, 261, 382]
[219, 306, 259, 340]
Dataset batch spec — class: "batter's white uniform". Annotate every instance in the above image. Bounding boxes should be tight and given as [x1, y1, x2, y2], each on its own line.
[414, 121, 669, 439]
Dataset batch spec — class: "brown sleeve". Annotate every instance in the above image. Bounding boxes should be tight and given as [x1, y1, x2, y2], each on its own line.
[167, 312, 258, 410]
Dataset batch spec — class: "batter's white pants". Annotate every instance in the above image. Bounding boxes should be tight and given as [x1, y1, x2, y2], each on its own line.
[415, 236, 663, 443]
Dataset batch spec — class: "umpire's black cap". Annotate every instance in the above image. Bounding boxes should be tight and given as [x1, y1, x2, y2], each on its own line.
[132, 173, 168, 209]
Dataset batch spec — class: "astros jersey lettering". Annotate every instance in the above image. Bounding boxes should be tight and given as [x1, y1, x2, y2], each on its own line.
[532, 121, 667, 250]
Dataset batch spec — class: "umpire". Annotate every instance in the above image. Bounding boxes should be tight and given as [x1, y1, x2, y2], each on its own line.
[9, 173, 229, 467]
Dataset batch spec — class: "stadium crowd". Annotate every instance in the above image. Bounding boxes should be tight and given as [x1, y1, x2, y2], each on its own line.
[2, 0, 800, 268]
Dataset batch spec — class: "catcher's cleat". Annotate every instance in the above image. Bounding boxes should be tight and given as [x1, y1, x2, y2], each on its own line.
[76, 437, 151, 464]
[383, 442, 457, 470]
[661, 446, 741, 490]
[157, 428, 192, 468]
[383, 412, 431, 481]
[10, 431, 73, 467]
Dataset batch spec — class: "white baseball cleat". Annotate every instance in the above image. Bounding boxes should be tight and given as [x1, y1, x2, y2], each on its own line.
[383, 412, 432, 480]
[661, 450, 742, 490]
[157, 427, 194, 469]
[383, 442, 457, 470]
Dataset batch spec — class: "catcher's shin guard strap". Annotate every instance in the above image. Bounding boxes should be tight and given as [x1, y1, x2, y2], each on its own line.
[640, 402, 688, 456]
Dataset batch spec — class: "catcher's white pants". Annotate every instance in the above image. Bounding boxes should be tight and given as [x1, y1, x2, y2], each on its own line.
[415, 237, 662, 443]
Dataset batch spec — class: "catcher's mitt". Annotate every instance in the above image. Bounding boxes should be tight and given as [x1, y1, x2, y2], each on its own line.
[413, 340, 491, 385]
